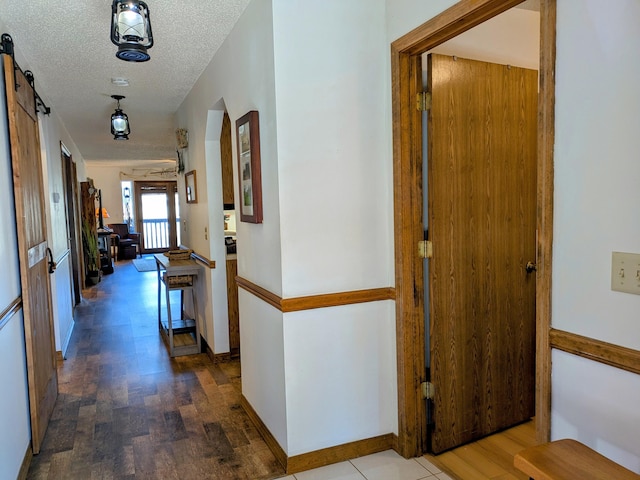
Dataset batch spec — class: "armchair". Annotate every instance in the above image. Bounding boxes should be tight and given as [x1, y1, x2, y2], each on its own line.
[108, 223, 141, 260]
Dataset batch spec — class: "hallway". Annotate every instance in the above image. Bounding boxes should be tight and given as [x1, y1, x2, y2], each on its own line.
[27, 259, 285, 479]
[25, 257, 535, 480]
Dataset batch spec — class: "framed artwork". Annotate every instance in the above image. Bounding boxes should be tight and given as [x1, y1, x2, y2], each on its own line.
[236, 110, 263, 223]
[185, 170, 197, 203]
[175, 128, 189, 149]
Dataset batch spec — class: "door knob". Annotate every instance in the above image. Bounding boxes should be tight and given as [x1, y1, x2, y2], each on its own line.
[526, 261, 537, 273]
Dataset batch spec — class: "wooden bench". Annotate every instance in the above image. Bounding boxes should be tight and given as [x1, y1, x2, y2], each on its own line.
[514, 439, 640, 480]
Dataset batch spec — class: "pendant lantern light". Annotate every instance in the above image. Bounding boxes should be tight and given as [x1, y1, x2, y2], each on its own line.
[110, 0, 153, 62]
[111, 95, 130, 140]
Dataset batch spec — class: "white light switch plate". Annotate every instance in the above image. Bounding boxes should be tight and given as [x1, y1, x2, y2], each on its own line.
[611, 251, 640, 295]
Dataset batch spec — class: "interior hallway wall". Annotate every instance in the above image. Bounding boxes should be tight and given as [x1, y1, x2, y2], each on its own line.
[39, 108, 85, 355]
[178, 0, 399, 456]
[84, 164, 127, 224]
[271, 0, 397, 455]
[176, 0, 287, 450]
[550, 0, 640, 471]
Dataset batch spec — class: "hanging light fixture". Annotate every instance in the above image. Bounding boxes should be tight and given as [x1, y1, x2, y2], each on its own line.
[110, 0, 153, 62]
[110, 95, 130, 140]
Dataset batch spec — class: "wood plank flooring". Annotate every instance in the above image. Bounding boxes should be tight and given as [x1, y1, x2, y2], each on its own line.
[424, 420, 537, 480]
[27, 261, 285, 480]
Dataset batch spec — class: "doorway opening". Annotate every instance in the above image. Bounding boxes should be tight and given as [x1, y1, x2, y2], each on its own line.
[61, 143, 82, 306]
[134, 181, 180, 254]
[202, 104, 240, 362]
[220, 111, 240, 357]
[391, 0, 556, 458]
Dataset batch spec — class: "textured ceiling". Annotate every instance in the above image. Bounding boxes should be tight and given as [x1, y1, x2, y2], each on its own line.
[0, 0, 251, 164]
[2, 1, 539, 165]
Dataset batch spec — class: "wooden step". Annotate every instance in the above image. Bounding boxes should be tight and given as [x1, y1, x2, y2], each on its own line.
[514, 439, 640, 480]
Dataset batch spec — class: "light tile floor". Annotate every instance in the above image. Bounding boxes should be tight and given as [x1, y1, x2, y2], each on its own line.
[275, 450, 453, 480]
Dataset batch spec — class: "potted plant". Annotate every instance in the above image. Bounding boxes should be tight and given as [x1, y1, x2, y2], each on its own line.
[82, 219, 100, 285]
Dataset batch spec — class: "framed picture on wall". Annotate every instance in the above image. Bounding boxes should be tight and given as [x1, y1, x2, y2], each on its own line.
[236, 110, 263, 223]
[185, 170, 197, 203]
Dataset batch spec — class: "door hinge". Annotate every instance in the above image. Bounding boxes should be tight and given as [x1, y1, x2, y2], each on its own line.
[418, 240, 432, 259]
[417, 91, 432, 111]
[421, 381, 434, 400]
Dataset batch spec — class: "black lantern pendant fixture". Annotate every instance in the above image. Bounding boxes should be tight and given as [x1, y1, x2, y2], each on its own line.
[111, 95, 130, 140]
[110, 0, 153, 62]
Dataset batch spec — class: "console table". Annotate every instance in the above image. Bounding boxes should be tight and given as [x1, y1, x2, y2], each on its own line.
[154, 253, 202, 357]
[97, 230, 114, 274]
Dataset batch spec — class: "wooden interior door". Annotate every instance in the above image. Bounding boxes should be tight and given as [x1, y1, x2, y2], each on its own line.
[3, 54, 58, 453]
[427, 54, 537, 453]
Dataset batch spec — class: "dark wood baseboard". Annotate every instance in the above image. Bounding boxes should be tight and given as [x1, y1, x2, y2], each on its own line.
[240, 395, 287, 468]
[18, 444, 32, 480]
[56, 350, 64, 364]
[287, 433, 397, 474]
[211, 352, 231, 363]
[202, 337, 232, 364]
[240, 394, 397, 474]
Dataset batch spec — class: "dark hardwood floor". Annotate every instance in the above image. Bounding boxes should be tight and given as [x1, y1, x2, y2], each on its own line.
[27, 259, 285, 480]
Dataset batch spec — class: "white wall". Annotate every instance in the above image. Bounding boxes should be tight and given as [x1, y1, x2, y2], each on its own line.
[553, 0, 640, 349]
[39, 108, 84, 354]
[273, 1, 393, 297]
[52, 256, 74, 355]
[552, 350, 640, 472]
[84, 164, 127, 224]
[0, 310, 30, 480]
[385, 0, 456, 43]
[284, 302, 397, 455]
[239, 290, 287, 451]
[551, 0, 640, 472]
[271, 1, 398, 455]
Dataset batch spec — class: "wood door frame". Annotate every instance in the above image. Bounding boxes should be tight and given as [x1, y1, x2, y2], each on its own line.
[60, 142, 82, 306]
[134, 180, 179, 253]
[391, 0, 556, 457]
